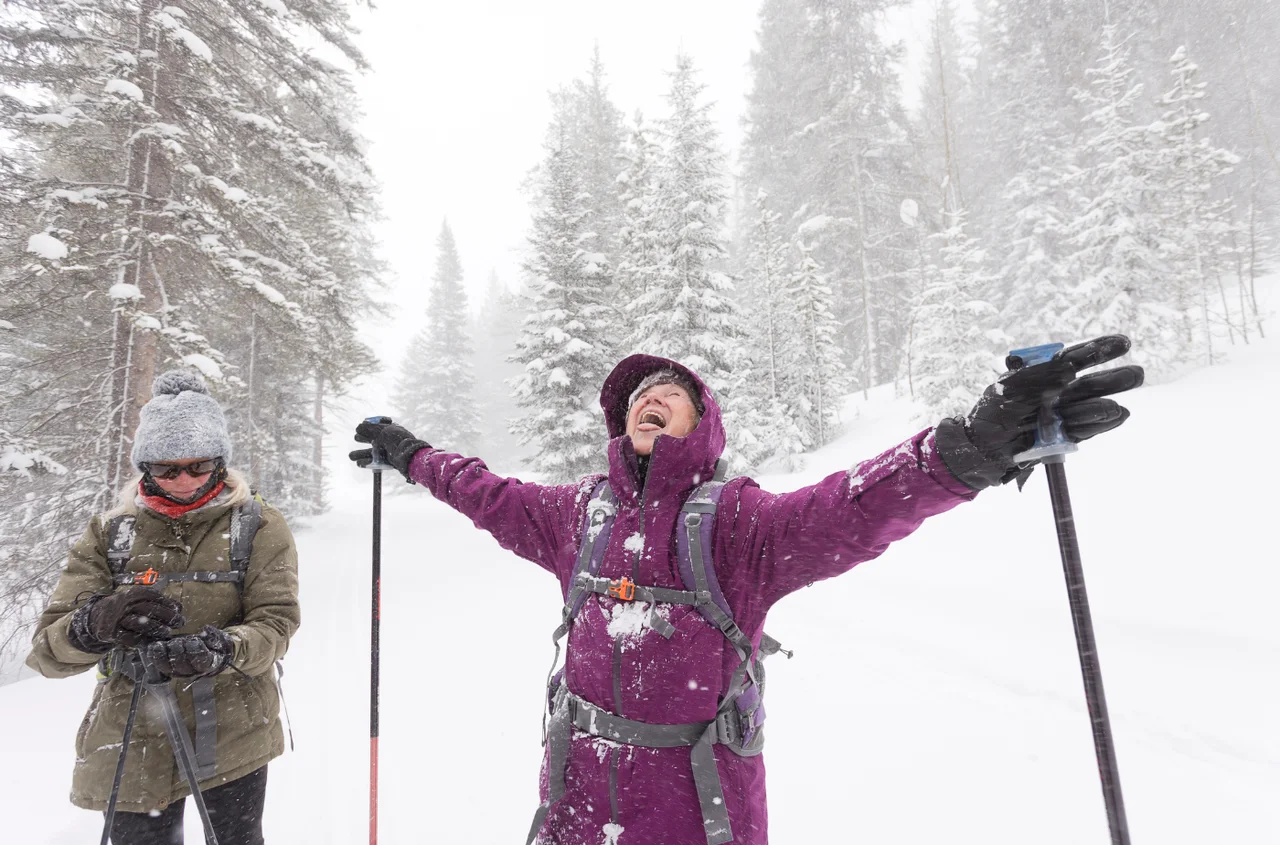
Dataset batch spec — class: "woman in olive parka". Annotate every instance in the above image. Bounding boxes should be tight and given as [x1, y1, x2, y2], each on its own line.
[27, 370, 300, 845]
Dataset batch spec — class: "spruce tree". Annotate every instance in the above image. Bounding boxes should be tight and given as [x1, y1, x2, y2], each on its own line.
[788, 240, 848, 446]
[990, 43, 1078, 346]
[613, 113, 664, 331]
[633, 53, 760, 471]
[471, 270, 528, 472]
[511, 134, 614, 481]
[1064, 25, 1177, 375]
[739, 192, 806, 470]
[1153, 45, 1242, 364]
[393, 221, 481, 454]
[549, 46, 626, 258]
[913, 213, 998, 418]
[632, 54, 743, 390]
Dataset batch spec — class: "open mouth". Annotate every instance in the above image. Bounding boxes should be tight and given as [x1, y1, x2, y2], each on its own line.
[637, 409, 667, 431]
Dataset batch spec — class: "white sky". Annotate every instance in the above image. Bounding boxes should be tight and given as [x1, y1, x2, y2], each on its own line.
[348, 1, 952, 374]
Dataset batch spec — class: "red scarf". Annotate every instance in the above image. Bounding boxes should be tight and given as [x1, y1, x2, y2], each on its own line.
[138, 481, 226, 519]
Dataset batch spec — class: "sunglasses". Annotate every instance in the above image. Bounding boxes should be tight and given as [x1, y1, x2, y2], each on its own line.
[142, 459, 222, 480]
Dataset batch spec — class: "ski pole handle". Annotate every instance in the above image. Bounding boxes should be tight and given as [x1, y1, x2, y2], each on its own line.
[363, 416, 396, 471]
[1007, 343, 1079, 465]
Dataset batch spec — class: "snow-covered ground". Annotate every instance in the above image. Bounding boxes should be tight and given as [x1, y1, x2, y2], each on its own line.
[4, 334, 1277, 844]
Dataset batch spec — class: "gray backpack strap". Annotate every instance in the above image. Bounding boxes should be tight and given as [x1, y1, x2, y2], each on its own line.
[192, 676, 218, 781]
[105, 515, 136, 576]
[230, 496, 264, 591]
[541, 482, 615, 740]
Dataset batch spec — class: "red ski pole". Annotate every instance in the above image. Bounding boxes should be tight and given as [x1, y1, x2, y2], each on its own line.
[363, 416, 394, 845]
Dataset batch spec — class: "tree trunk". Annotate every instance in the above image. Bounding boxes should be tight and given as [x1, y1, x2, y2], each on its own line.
[312, 370, 326, 512]
[107, 0, 173, 488]
[248, 312, 259, 485]
[850, 147, 876, 398]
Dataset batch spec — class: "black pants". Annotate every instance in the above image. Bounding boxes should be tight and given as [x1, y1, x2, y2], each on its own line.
[108, 766, 268, 845]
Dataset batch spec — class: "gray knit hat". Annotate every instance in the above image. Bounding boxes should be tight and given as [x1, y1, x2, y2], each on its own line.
[627, 369, 706, 418]
[130, 370, 232, 469]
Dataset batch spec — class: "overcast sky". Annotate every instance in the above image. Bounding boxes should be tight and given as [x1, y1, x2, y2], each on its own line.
[348, 1, 945, 377]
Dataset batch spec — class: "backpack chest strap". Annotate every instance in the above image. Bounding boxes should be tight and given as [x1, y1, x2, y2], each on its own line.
[112, 570, 246, 587]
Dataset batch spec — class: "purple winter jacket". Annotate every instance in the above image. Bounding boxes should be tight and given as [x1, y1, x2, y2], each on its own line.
[408, 355, 977, 844]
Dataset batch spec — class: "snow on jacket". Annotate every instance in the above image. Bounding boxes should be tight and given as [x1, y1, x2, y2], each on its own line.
[409, 354, 977, 844]
[26, 471, 299, 812]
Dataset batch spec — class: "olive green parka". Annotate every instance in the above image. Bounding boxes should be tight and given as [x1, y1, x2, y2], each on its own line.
[26, 470, 300, 812]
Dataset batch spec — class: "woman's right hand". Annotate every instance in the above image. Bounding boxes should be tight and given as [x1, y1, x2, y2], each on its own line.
[69, 587, 185, 652]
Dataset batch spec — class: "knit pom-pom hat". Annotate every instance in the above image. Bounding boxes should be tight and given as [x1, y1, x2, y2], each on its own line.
[130, 369, 232, 469]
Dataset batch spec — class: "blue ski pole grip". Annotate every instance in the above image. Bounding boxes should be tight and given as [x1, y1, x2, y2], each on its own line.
[363, 415, 395, 471]
[1007, 343, 1079, 464]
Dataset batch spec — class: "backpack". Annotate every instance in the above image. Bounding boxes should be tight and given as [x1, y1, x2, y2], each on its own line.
[99, 495, 293, 780]
[105, 496, 263, 600]
[531, 465, 791, 845]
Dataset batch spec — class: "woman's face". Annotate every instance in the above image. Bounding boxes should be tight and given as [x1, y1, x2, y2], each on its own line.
[626, 383, 700, 457]
[147, 457, 219, 502]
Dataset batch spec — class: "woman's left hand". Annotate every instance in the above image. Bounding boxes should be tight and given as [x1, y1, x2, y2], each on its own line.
[146, 625, 235, 678]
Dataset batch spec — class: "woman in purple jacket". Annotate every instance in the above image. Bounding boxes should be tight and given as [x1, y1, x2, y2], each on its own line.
[351, 340, 1140, 845]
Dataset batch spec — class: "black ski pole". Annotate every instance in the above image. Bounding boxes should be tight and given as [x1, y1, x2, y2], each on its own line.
[1010, 343, 1130, 845]
[361, 416, 394, 845]
[100, 677, 144, 845]
[139, 648, 220, 845]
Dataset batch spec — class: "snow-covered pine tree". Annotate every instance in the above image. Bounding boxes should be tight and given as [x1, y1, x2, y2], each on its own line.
[741, 0, 820, 236]
[471, 270, 528, 472]
[1152, 45, 1242, 364]
[613, 112, 665, 331]
[0, 0, 380, 646]
[633, 53, 759, 471]
[549, 46, 626, 259]
[917, 0, 974, 219]
[989, 42, 1079, 346]
[392, 221, 481, 454]
[631, 55, 740, 383]
[1064, 25, 1179, 375]
[913, 212, 998, 419]
[788, 239, 849, 446]
[511, 133, 614, 481]
[738, 191, 806, 470]
[743, 0, 919, 393]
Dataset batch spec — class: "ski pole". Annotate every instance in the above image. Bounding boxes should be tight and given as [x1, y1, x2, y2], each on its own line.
[362, 416, 394, 845]
[138, 648, 220, 845]
[101, 678, 144, 845]
[1010, 343, 1131, 845]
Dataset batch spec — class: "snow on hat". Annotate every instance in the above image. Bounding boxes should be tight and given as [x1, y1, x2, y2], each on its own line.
[130, 369, 233, 469]
[627, 369, 706, 418]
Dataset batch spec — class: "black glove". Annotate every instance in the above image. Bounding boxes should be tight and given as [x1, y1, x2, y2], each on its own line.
[937, 335, 1144, 490]
[145, 625, 235, 679]
[68, 587, 185, 654]
[349, 417, 431, 480]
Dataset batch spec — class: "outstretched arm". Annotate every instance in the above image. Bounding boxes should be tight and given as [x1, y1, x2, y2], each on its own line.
[722, 427, 975, 612]
[721, 336, 1143, 614]
[407, 448, 593, 577]
[350, 418, 590, 578]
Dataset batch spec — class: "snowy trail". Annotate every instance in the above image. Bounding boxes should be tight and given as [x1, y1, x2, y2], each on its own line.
[3, 340, 1278, 843]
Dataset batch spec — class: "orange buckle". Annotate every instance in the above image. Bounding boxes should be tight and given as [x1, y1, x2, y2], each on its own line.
[607, 577, 636, 601]
[134, 568, 160, 586]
